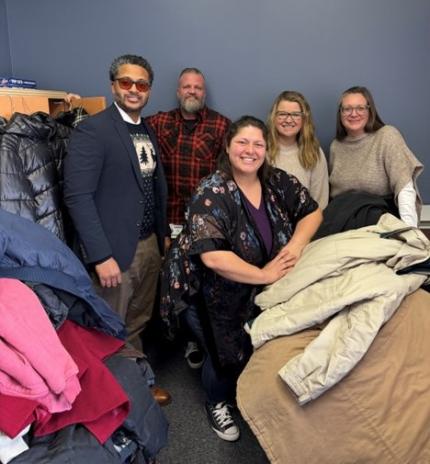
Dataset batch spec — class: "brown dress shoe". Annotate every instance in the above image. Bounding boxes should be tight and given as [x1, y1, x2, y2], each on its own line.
[151, 386, 172, 407]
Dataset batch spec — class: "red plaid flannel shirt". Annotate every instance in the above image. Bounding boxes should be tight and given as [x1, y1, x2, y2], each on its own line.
[146, 106, 230, 225]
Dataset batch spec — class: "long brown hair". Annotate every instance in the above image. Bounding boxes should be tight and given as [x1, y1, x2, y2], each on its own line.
[336, 86, 385, 140]
[267, 90, 321, 170]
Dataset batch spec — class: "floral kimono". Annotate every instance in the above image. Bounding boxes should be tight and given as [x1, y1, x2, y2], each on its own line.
[161, 168, 318, 370]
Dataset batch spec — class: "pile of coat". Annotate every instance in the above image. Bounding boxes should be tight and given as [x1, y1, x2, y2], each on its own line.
[0, 112, 168, 463]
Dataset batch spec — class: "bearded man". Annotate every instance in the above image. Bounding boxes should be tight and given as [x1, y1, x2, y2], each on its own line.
[146, 68, 230, 234]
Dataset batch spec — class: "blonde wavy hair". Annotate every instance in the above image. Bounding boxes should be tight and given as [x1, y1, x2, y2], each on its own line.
[267, 91, 321, 170]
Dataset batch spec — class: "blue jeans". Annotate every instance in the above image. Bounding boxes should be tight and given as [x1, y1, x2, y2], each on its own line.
[182, 306, 237, 404]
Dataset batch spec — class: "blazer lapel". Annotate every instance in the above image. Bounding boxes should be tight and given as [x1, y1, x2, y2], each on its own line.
[110, 105, 145, 192]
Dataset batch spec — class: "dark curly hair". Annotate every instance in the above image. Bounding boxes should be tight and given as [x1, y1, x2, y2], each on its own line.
[109, 54, 154, 85]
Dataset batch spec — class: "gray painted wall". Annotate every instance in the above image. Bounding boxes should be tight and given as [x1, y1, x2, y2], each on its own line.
[0, 0, 11, 76]
[5, 0, 430, 199]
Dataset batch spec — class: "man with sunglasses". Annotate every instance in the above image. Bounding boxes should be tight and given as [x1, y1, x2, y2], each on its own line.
[146, 68, 230, 370]
[64, 54, 171, 405]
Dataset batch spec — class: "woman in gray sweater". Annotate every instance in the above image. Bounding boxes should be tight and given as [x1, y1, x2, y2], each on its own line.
[329, 86, 423, 226]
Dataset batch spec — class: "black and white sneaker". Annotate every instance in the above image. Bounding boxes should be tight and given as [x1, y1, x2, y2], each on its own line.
[205, 401, 240, 441]
[184, 341, 204, 369]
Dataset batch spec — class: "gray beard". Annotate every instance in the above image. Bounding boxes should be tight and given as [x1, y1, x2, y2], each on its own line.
[181, 97, 204, 114]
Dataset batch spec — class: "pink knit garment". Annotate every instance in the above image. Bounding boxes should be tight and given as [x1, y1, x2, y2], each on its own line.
[0, 278, 80, 413]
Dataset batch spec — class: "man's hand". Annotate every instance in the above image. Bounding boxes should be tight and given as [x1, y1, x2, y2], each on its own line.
[95, 257, 122, 288]
[164, 236, 172, 252]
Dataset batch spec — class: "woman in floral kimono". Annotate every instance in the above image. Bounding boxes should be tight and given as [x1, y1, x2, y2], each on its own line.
[162, 116, 322, 441]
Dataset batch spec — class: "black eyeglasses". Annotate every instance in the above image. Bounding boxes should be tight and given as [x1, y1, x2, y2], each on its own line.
[114, 77, 151, 92]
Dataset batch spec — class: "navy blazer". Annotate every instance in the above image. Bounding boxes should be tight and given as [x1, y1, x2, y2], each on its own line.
[64, 104, 168, 271]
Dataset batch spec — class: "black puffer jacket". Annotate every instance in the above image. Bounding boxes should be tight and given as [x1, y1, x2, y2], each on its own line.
[0, 112, 72, 241]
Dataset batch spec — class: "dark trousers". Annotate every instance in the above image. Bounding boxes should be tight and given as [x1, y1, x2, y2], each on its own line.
[182, 306, 237, 404]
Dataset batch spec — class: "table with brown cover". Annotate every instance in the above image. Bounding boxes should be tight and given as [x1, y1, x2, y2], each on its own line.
[237, 289, 430, 464]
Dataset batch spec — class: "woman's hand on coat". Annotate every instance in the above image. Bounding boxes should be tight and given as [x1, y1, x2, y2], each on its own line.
[279, 241, 306, 270]
[261, 248, 294, 285]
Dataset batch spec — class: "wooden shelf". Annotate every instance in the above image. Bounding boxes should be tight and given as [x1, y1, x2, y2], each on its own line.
[0, 88, 106, 119]
[0, 88, 68, 98]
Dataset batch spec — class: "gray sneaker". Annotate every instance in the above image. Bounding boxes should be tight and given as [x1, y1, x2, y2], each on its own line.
[205, 401, 240, 441]
[184, 341, 204, 369]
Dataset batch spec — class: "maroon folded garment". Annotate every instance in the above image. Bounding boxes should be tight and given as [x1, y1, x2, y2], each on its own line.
[0, 321, 128, 443]
[0, 395, 35, 438]
[34, 321, 128, 443]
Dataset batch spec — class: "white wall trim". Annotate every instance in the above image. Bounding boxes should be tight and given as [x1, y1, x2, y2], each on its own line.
[420, 205, 430, 227]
